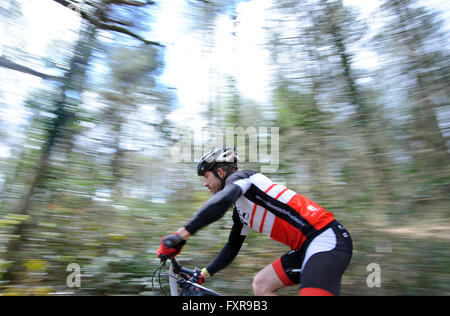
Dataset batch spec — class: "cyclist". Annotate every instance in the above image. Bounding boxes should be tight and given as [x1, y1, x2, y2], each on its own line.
[157, 147, 353, 296]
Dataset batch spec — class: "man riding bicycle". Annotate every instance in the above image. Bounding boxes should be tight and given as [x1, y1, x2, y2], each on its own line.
[157, 147, 353, 296]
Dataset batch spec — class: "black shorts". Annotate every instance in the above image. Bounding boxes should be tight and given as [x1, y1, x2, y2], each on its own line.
[271, 222, 353, 296]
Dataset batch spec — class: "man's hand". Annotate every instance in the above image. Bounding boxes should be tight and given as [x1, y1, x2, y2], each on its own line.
[197, 274, 206, 285]
[156, 232, 186, 260]
[198, 267, 210, 284]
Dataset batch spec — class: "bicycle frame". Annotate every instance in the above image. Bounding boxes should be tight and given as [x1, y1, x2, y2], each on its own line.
[168, 263, 179, 296]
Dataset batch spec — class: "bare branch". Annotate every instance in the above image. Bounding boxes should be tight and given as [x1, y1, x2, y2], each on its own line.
[0, 56, 59, 80]
[97, 23, 163, 46]
[52, 0, 162, 46]
[108, 0, 156, 6]
[52, 0, 79, 9]
[101, 15, 135, 27]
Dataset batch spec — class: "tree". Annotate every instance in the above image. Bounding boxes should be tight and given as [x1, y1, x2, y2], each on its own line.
[97, 44, 168, 198]
[376, 0, 450, 177]
[313, 0, 395, 200]
[2, 0, 163, 284]
[2, 22, 98, 283]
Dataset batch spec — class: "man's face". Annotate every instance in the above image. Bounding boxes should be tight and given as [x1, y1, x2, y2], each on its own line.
[203, 170, 224, 194]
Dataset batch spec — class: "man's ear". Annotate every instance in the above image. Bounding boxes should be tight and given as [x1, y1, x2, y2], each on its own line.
[216, 167, 226, 179]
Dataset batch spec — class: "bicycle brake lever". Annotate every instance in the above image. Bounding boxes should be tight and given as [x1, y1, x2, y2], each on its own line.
[188, 268, 202, 283]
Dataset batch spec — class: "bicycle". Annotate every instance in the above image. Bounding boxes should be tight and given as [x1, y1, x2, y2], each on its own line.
[151, 257, 221, 296]
[151, 235, 304, 296]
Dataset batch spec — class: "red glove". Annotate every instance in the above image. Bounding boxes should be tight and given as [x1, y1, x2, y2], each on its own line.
[197, 274, 206, 285]
[156, 233, 186, 260]
[186, 269, 206, 285]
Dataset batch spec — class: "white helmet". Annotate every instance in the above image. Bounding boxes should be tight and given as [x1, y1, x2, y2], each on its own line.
[197, 146, 239, 176]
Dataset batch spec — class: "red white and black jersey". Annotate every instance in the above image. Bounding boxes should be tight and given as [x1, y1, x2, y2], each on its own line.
[184, 169, 336, 276]
[230, 170, 335, 250]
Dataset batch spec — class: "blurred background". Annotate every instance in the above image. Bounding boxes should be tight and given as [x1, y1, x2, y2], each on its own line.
[0, 0, 449, 296]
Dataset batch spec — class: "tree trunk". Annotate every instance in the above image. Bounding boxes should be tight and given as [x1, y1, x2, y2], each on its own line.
[2, 22, 97, 284]
[393, 1, 450, 165]
[325, 2, 394, 201]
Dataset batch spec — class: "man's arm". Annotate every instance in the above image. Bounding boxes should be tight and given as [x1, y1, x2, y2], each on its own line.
[183, 184, 242, 236]
[204, 209, 247, 276]
[159, 183, 242, 262]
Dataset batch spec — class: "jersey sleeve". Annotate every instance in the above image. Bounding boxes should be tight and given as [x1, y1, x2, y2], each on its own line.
[184, 183, 242, 236]
[206, 208, 247, 276]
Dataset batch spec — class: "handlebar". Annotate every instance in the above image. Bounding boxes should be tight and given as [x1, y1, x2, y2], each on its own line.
[160, 257, 220, 296]
[170, 258, 195, 276]
[160, 235, 203, 284]
[170, 258, 204, 284]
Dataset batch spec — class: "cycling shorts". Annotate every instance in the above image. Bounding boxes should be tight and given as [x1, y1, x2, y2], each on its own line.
[271, 221, 353, 296]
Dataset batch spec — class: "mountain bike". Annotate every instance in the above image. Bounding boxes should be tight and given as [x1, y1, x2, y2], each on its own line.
[151, 257, 221, 296]
[151, 235, 304, 296]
